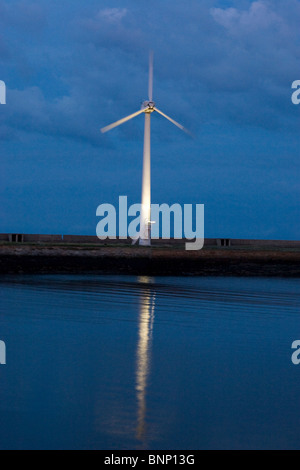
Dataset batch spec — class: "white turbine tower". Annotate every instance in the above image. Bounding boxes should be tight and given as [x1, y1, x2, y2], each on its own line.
[101, 52, 191, 246]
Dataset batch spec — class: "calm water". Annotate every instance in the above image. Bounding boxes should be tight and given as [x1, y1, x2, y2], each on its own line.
[0, 275, 299, 450]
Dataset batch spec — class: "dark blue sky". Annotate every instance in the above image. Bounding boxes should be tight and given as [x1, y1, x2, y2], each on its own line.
[0, 0, 299, 239]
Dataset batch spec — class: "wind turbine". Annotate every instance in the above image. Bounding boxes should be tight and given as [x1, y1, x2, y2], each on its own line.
[101, 52, 191, 246]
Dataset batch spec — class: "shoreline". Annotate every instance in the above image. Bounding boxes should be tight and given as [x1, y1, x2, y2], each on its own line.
[1, 244, 300, 277]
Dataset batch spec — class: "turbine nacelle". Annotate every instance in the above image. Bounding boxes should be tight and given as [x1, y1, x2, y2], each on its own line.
[142, 101, 156, 112]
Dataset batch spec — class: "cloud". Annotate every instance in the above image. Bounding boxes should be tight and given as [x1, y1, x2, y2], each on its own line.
[70, 1, 299, 133]
[0, 1, 46, 32]
[211, 1, 282, 32]
[1, 0, 300, 144]
[97, 8, 128, 24]
[0, 85, 109, 146]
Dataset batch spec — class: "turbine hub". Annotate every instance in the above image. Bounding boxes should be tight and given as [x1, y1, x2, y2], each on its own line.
[142, 101, 155, 113]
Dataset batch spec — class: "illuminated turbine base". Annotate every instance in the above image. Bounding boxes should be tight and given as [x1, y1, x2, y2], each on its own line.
[139, 109, 152, 246]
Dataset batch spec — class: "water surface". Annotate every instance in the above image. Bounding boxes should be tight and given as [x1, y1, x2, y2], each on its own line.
[0, 275, 299, 450]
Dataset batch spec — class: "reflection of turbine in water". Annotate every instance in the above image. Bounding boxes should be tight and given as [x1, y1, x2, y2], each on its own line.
[136, 276, 156, 441]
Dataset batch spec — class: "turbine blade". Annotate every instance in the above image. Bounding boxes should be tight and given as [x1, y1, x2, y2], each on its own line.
[148, 51, 154, 102]
[101, 109, 145, 134]
[154, 108, 193, 137]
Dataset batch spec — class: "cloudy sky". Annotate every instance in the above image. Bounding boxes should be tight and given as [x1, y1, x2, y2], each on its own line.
[0, 0, 299, 239]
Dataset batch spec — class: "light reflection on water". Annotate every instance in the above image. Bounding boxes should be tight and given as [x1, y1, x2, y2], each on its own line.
[136, 276, 155, 443]
[0, 275, 299, 450]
